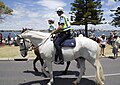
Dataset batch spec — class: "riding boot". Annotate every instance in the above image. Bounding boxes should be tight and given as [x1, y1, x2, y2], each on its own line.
[55, 53, 58, 62]
[54, 49, 60, 64]
[58, 47, 64, 65]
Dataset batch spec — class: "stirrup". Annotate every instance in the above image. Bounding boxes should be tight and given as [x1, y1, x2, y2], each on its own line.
[54, 60, 64, 65]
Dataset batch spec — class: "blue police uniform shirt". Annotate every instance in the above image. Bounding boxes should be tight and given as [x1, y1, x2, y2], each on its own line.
[59, 14, 65, 25]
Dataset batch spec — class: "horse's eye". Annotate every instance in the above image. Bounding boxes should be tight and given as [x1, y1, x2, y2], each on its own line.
[20, 43, 23, 45]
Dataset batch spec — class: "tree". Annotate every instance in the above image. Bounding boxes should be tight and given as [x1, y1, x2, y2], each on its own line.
[110, 1, 120, 27]
[0, 1, 13, 21]
[71, 0, 104, 37]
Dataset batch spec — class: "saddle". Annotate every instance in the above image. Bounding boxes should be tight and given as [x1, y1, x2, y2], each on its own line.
[54, 38, 76, 64]
[61, 38, 76, 47]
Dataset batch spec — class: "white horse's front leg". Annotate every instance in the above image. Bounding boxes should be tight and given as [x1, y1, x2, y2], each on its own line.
[45, 60, 54, 85]
[41, 62, 50, 77]
[73, 58, 85, 85]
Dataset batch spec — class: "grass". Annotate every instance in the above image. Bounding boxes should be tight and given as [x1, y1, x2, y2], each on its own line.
[0, 45, 35, 58]
[104, 44, 120, 56]
[0, 44, 119, 58]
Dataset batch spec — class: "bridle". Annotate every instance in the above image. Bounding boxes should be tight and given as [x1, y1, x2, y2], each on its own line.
[19, 37, 32, 51]
[19, 34, 52, 51]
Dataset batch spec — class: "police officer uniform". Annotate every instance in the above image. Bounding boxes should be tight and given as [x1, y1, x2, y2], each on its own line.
[54, 11, 71, 64]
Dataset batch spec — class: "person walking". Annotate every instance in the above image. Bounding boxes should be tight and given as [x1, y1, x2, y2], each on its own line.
[100, 34, 107, 56]
[8, 33, 11, 46]
[51, 7, 71, 64]
[0, 33, 2, 45]
[112, 35, 120, 59]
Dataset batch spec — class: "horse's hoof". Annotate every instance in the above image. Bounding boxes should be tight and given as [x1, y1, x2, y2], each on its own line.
[47, 82, 53, 85]
[47, 82, 51, 85]
[41, 73, 48, 78]
[62, 71, 67, 75]
[96, 82, 104, 85]
[73, 81, 79, 85]
[34, 68, 39, 72]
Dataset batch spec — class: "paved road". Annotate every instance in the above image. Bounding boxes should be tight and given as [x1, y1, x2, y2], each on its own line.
[0, 57, 120, 85]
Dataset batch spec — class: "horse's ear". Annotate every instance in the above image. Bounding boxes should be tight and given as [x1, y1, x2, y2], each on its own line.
[16, 34, 21, 38]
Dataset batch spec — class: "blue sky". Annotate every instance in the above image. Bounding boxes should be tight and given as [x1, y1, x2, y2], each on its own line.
[0, 0, 120, 30]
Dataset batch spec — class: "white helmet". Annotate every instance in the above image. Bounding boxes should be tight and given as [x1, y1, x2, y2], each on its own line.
[48, 18, 54, 23]
[56, 7, 64, 12]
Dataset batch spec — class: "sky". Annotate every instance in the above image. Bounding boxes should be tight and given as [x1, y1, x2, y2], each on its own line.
[0, 0, 120, 30]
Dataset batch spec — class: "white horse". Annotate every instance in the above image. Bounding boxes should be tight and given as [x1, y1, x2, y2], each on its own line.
[16, 30, 76, 75]
[17, 30, 105, 85]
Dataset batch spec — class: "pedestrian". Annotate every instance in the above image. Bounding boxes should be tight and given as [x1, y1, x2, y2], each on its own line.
[51, 7, 71, 64]
[0, 33, 2, 45]
[108, 32, 114, 45]
[100, 34, 107, 56]
[8, 33, 11, 46]
[112, 35, 120, 59]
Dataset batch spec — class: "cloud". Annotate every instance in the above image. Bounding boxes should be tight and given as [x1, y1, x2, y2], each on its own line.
[101, 1, 105, 5]
[36, 0, 66, 9]
[106, 0, 116, 6]
[1, 0, 120, 30]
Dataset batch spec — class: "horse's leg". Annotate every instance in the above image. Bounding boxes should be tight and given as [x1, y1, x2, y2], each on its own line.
[86, 56, 105, 85]
[34, 49, 44, 72]
[76, 58, 86, 75]
[73, 58, 85, 85]
[33, 56, 39, 72]
[62, 61, 70, 75]
[95, 59, 105, 85]
[96, 47, 105, 85]
[45, 60, 54, 85]
[42, 62, 50, 77]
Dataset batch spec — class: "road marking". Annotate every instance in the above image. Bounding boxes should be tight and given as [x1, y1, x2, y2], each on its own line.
[83, 72, 120, 78]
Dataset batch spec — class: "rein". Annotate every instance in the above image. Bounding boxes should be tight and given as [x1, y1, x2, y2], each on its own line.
[19, 34, 51, 51]
[32, 34, 52, 50]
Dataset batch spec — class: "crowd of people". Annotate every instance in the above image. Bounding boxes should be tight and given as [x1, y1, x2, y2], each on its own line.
[0, 32, 18, 46]
[90, 31, 120, 58]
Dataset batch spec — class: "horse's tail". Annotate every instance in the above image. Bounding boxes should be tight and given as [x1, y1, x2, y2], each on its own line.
[96, 44, 105, 85]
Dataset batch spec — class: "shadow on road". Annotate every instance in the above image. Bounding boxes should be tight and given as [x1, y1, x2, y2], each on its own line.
[24, 70, 43, 76]
[23, 70, 80, 77]
[19, 77, 96, 85]
[21, 70, 96, 85]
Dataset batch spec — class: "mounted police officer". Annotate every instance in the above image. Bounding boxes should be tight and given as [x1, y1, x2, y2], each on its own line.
[51, 7, 71, 64]
[48, 18, 56, 33]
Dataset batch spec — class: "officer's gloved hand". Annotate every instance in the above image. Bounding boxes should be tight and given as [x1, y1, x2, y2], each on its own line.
[51, 31, 55, 35]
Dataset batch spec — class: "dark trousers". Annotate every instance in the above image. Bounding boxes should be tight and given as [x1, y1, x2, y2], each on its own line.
[54, 30, 71, 61]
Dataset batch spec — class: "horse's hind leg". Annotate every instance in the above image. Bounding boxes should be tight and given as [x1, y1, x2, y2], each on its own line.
[73, 58, 85, 85]
[95, 59, 105, 85]
[87, 57, 105, 85]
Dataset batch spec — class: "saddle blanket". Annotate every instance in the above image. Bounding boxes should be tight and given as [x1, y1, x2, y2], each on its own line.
[61, 38, 76, 47]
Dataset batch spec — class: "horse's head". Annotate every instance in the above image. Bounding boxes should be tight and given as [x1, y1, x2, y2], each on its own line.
[16, 34, 32, 57]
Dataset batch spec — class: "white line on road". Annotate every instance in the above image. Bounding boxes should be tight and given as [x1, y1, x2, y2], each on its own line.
[83, 72, 120, 78]
[58, 72, 120, 78]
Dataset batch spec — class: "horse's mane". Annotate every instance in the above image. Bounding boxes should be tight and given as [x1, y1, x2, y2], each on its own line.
[22, 30, 50, 38]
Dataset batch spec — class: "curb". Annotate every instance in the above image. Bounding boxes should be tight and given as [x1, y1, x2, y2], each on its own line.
[14, 58, 28, 61]
[0, 58, 35, 61]
[0, 58, 14, 61]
